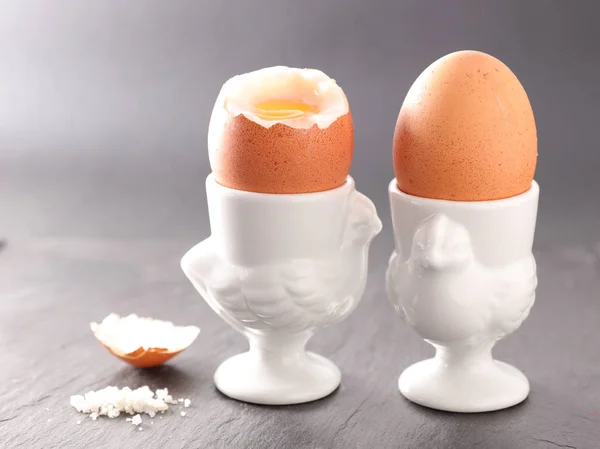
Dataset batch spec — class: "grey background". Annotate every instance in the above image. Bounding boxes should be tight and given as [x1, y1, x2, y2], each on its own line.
[1, 1, 599, 448]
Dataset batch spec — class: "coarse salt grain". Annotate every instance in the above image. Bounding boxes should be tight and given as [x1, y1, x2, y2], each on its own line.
[131, 414, 142, 426]
[165, 396, 178, 405]
[180, 411, 186, 417]
[184, 399, 191, 408]
[155, 389, 168, 400]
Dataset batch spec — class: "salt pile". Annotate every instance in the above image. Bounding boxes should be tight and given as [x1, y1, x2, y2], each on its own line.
[70, 386, 188, 423]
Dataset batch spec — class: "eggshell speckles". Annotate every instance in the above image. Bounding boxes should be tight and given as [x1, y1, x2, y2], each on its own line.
[393, 50, 537, 201]
[208, 66, 354, 194]
[210, 112, 353, 194]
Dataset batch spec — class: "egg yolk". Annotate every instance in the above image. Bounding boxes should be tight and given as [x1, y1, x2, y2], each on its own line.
[253, 99, 320, 120]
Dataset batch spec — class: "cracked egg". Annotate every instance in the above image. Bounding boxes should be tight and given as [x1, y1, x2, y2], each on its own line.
[208, 66, 354, 194]
[91, 314, 200, 368]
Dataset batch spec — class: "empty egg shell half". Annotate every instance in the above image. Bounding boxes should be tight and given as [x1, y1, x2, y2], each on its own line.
[393, 50, 537, 201]
[208, 66, 354, 194]
[91, 313, 200, 368]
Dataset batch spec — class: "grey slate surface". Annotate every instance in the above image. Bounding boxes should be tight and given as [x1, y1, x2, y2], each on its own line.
[2, 225, 600, 449]
[2, 1, 600, 448]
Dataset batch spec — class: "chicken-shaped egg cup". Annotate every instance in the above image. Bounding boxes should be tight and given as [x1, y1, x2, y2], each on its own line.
[386, 51, 539, 412]
[182, 66, 382, 405]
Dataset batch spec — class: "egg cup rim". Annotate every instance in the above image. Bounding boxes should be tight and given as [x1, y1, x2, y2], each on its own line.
[207, 173, 355, 200]
[389, 179, 539, 208]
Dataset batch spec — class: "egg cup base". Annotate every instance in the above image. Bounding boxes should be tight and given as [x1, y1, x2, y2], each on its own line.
[399, 354, 529, 413]
[214, 349, 341, 405]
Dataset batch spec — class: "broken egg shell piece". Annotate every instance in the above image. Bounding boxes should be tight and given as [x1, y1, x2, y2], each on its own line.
[90, 313, 200, 368]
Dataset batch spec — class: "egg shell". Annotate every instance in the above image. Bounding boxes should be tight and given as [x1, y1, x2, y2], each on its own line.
[393, 50, 537, 201]
[210, 112, 353, 194]
[96, 341, 187, 368]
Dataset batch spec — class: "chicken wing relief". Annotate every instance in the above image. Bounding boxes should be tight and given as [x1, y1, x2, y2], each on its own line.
[183, 190, 382, 335]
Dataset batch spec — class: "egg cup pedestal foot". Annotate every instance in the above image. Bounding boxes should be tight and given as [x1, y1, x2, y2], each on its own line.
[214, 333, 340, 405]
[386, 179, 539, 413]
[182, 175, 381, 405]
[399, 342, 529, 413]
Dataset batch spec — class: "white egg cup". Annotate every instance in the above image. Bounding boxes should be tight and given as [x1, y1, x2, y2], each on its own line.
[386, 179, 539, 413]
[182, 174, 381, 405]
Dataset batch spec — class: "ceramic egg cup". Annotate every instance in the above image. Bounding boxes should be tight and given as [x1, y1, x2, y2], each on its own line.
[386, 179, 539, 413]
[182, 175, 381, 405]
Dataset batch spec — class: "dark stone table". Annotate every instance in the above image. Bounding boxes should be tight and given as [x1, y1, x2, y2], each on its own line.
[2, 161, 600, 448]
[1, 1, 600, 447]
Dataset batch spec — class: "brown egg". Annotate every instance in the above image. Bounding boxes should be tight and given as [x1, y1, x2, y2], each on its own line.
[393, 50, 537, 201]
[208, 66, 354, 194]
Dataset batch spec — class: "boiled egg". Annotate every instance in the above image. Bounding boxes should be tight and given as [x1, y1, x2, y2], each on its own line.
[208, 66, 354, 194]
[393, 50, 537, 201]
